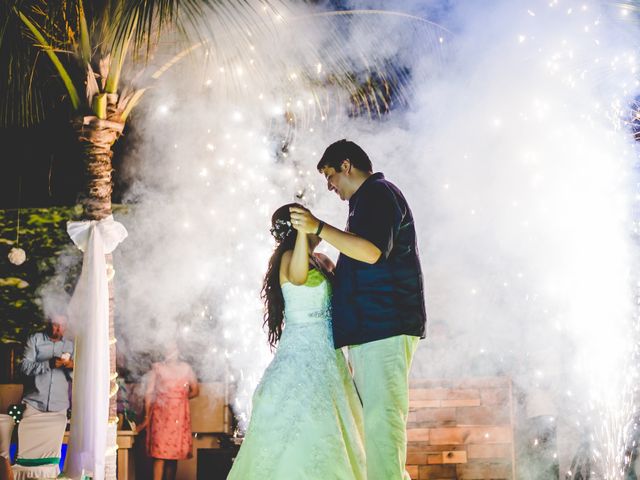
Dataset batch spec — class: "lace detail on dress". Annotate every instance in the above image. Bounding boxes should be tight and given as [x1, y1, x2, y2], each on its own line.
[281, 269, 332, 325]
[228, 269, 365, 480]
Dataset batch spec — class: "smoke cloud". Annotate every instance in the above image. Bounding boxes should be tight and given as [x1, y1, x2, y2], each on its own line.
[55, 0, 637, 475]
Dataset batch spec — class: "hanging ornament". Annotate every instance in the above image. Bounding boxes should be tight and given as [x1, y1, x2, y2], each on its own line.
[8, 177, 26, 266]
[8, 247, 26, 266]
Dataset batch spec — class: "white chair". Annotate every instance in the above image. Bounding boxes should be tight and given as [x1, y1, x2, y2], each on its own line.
[0, 414, 15, 460]
[12, 411, 67, 480]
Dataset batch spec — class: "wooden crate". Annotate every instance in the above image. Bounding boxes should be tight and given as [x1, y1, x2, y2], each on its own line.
[406, 377, 515, 479]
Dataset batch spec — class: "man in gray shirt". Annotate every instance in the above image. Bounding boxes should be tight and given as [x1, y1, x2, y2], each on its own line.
[21, 314, 74, 415]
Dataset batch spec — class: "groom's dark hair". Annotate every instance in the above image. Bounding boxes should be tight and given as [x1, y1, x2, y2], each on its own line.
[317, 139, 373, 173]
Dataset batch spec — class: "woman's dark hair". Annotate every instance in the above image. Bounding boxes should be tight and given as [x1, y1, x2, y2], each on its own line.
[316, 139, 373, 173]
[261, 203, 302, 348]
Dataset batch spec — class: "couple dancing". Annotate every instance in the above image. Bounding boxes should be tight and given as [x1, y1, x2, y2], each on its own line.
[228, 139, 427, 480]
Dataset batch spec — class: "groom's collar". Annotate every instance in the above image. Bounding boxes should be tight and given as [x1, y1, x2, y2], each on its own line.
[349, 172, 384, 205]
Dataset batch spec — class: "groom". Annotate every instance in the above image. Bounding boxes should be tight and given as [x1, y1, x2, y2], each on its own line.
[290, 139, 427, 480]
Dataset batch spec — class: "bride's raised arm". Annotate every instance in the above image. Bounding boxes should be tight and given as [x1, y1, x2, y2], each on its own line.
[279, 229, 309, 286]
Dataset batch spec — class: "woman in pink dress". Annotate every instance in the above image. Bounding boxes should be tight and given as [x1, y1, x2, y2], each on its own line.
[138, 342, 199, 480]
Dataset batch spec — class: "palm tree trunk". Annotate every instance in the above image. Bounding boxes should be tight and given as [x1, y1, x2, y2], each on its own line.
[73, 106, 124, 480]
[75, 117, 122, 220]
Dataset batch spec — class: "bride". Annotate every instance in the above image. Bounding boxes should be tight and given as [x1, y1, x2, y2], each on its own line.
[227, 203, 366, 479]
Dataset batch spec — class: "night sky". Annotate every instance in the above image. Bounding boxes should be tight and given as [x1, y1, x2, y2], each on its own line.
[0, 105, 130, 210]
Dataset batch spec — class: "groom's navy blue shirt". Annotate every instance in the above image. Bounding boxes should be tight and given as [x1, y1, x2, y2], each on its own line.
[331, 172, 427, 348]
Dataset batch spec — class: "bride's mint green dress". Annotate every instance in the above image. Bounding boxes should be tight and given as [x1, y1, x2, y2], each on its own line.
[227, 269, 366, 479]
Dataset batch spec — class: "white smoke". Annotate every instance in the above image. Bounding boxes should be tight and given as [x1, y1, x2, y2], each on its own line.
[107, 0, 639, 475]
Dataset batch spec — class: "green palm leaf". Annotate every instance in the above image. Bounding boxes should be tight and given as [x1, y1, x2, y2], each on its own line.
[0, 0, 273, 127]
[17, 8, 82, 110]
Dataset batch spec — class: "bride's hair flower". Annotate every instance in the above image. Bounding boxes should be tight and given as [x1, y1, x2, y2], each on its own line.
[270, 219, 293, 242]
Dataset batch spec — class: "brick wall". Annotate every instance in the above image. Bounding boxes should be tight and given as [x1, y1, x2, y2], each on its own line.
[406, 377, 515, 479]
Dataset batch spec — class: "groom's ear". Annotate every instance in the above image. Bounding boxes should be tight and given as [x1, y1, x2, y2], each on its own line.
[341, 159, 352, 174]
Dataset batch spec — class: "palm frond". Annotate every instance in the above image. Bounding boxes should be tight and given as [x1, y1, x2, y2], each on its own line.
[17, 8, 81, 110]
[112, 0, 271, 62]
[77, 0, 92, 64]
[105, 24, 133, 94]
[0, 1, 71, 126]
[120, 88, 146, 122]
[85, 62, 100, 104]
[0, 0, 276, 127]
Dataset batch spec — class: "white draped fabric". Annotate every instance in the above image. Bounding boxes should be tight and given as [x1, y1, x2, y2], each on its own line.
[64, 216, 127, 480]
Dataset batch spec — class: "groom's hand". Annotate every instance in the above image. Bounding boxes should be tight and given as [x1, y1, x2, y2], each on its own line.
[289, 207, 320, 234]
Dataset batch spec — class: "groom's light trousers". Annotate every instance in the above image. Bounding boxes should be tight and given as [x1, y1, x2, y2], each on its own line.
[348, 334, 420, 480]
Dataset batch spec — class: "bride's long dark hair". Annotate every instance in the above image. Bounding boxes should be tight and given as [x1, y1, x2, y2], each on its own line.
[261, 203, 303, 348]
